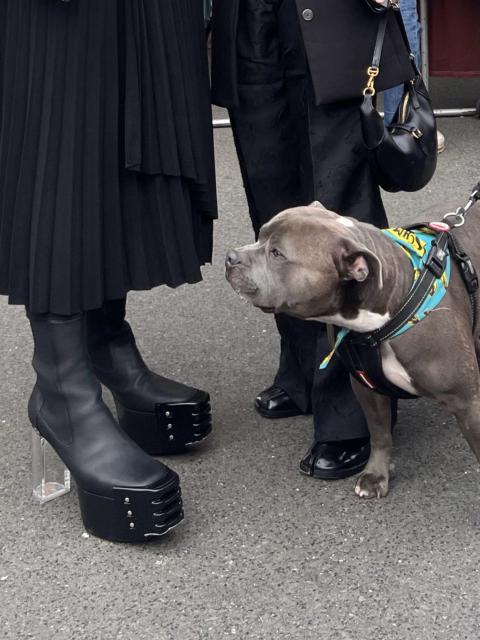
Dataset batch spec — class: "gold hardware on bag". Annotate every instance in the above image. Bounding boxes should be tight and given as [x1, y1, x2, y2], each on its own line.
[412, 128, 423, 139]
[399, 92, 411, 124]
[363, 66, 380, 96]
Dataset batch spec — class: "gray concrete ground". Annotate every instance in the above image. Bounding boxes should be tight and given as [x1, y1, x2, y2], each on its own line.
[1, 109, 480, 640]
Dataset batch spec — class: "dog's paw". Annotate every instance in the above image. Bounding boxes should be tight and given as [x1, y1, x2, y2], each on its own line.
[355, 473, 389, 499]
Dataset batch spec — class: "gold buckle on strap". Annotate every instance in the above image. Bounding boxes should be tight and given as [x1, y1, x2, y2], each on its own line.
[363, 66, 380, 97]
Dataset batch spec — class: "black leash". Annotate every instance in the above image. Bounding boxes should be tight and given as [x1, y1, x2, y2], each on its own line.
[441, 182, 480, 329]
[443, 181, 480, 228]
[447, 232, 478, 329]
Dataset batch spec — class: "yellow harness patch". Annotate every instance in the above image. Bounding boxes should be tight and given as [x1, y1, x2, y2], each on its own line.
[386, 227, 427, 258]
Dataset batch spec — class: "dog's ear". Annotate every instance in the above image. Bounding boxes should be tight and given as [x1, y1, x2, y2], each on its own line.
[334, 240, 383, 289]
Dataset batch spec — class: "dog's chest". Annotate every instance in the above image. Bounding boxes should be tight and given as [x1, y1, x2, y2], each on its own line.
[380, 343, 418, 395]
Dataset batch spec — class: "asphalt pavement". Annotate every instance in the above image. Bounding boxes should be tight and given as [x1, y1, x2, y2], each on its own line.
[1, 109, 480, 640]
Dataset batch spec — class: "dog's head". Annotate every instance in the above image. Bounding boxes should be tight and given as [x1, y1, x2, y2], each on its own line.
[225, 203, 383, 320]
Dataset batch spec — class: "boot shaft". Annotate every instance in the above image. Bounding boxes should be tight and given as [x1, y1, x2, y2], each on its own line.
[86, 305, 148, 383]
[28, 313, 103, 441]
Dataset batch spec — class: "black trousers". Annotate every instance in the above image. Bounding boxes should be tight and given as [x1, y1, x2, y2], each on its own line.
[229, 0, 388, 442]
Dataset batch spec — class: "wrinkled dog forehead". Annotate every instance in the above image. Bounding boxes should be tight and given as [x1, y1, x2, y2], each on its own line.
[259, 205, 357, 252]
[261, 204, 356, 236]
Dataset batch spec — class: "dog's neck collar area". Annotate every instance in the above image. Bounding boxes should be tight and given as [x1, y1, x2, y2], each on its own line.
[320, 226, 452, 369]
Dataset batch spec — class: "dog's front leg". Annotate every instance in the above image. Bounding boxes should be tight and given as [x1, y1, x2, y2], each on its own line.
[350, 377, 394, 499]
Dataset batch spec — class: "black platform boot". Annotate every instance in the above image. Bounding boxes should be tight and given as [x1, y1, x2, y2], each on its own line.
[86, 300, 212, 455]
[28, 313, 184, 542]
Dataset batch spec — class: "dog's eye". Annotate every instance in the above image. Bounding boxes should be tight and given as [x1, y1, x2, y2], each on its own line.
[270, 248, 283, 259]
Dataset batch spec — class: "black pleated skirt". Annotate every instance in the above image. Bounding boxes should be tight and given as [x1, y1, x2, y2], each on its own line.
[0, 0, 217, 314]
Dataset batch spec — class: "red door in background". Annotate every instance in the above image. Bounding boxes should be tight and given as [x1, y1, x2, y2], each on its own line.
[428, 0, 480, 77]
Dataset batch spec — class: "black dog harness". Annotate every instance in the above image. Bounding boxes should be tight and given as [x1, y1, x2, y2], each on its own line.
[328, 183, 480, 399]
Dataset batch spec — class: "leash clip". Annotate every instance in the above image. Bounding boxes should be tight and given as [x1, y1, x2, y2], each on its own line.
[443, 208, 465, 228]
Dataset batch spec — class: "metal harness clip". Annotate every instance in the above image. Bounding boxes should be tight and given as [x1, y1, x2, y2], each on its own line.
[457, 254, 479, 294]
[425, 242, 447, 278]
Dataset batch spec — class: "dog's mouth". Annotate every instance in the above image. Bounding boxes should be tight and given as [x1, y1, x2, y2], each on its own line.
[231, 286, 276, 314]
[226, 266, 278, 313]
[226, 268, 257, 295]
[232, 284, 258, 299]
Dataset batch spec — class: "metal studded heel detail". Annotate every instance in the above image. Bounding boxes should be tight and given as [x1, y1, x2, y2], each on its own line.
[77, 471, 184, 543]
[114, 393, 212, 456]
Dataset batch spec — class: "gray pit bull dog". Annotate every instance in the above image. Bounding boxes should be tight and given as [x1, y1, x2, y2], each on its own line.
[225, 201, 480, 499]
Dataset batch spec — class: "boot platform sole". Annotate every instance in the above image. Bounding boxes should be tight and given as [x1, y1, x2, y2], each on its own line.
[114, 395, 212, 456]
[78, 474, 184, 543]
[31, 426, 184, 543]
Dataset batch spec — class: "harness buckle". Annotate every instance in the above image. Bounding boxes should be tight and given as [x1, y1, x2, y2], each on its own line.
[456, 253, 479, 294]
[424, 243, 447, 278]
[348, 331, 379, 348]
[361, 334, 380, 348]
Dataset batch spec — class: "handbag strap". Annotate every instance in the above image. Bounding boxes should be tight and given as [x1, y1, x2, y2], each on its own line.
[372, 12, 389, 69]
[391, 6, 420, 76]
[363, 5, 418, 97]
[363, 12, 388, 96]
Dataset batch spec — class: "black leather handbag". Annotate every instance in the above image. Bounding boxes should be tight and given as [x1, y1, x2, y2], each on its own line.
[360, 4, 437, 193]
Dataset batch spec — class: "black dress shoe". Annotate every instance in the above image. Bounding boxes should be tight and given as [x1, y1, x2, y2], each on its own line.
[254, 385, 309, 419]
[300, 437, 370, 480]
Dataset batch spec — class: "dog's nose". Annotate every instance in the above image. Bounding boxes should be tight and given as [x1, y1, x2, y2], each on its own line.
[225, 250, 242, 267]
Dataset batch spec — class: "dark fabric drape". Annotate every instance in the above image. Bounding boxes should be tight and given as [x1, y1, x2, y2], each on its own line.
[0, 0, 216, 315]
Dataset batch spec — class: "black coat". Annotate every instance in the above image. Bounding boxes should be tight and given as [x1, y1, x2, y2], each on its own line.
[212, 0, 414, 108]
